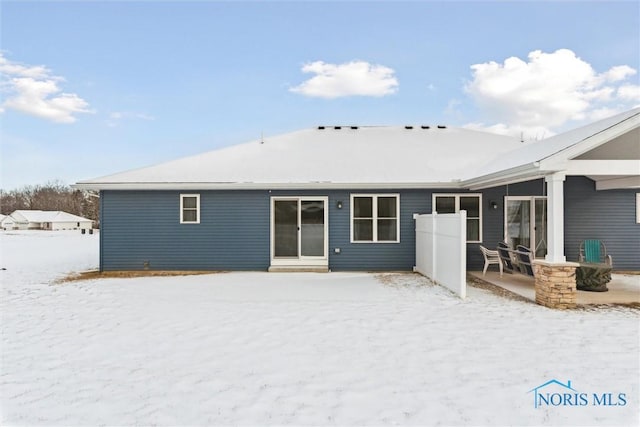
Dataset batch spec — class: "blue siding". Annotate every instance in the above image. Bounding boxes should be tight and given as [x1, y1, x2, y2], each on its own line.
[101, 191, 271, 270]
[100, 179, 639, 272]
[101, 189, 437, 271]
[564, 176, 640, 270]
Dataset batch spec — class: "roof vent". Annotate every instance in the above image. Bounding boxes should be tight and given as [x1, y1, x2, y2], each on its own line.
[437, 125, 447, 129]
[334, 126, 342, 130]
[421, 125, 430, 129]
[350, 126, 358, 130]
[318, 126, 325, 130]
[405, 126, 413, 130]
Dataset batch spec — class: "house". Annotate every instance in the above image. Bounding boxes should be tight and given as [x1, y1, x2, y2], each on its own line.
[1, 214, 17, 230]
[4, 210, 93, 231]
[75, 109, 640, 273]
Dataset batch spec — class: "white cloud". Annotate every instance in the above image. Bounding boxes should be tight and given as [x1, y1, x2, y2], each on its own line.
[106, 111, 155, 127]
[464, 122, 554, 140]
[290, 60, 398, 98]
[617, 84, 640, 101]
[0, 53, 93, 123]
[601, 65, 636, 82]
[444, 98, 463, 120]
[464, 49, 639, 138]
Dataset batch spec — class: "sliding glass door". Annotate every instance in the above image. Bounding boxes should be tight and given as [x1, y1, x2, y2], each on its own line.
[272, 197, 328, 266]
[505, 196, 547, 258]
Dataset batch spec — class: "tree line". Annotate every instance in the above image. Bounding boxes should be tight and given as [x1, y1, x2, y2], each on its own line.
[0, 181, 99, 223]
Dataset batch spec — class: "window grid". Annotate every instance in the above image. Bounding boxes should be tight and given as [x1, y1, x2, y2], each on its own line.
[432, 193, 482, 243]
[180, 194, 200, 224]
[351, 194, 400, 243]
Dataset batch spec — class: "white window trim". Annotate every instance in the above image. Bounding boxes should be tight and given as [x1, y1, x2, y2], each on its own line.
[636, 193, 640, 224]
[432, 193, 482, 243]
[270, 196, 329, 266]
[503, 196, 547, 257]
[350, 194, 400, 243]
[180, 194, 200, 224]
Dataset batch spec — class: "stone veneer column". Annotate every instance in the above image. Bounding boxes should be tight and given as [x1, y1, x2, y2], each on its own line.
[532, 260, 579, 309]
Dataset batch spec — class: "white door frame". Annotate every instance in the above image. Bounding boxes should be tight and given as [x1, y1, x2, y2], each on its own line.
[270, 196, 329, 267]
[504, 196, 547, 257]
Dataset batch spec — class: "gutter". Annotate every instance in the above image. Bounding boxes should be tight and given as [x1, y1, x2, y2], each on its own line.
[72, 181, 467, 191]
[462, 162, 554, 190]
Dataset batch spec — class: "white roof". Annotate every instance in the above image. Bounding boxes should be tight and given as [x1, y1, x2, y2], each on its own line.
[77, 126, 522, 189]
[11, 210, 92, 223]
[76, 108, 640, 191]
[471, 108, 640, 179]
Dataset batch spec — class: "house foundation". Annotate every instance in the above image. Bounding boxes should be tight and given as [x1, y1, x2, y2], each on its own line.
[532, 260, 579, 309]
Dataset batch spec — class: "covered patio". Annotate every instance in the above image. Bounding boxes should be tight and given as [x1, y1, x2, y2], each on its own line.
[466, 109, 639, 308]
[469, 270, 640, 306]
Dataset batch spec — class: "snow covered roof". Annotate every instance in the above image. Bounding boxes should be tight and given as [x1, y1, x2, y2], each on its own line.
[472, 108, 640, 177]
[466, 108, 640, 189]
[76, 126, 523, 190]
[10, 210, 92, 223]
[76, 108, 640, 191]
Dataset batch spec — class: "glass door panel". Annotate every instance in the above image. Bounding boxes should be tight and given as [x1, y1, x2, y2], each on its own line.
[506, 199, 531, 249]
[301, 200, 325, 257]
[505, 197, 548, 258]
[274, 200, 298, 257]
[534, 198, 547, 258]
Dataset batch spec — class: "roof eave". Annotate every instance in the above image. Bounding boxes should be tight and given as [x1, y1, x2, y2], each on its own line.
[463, 163, 552, 190]
[539, 112, 640, 165]
[73, 181, 467, 191]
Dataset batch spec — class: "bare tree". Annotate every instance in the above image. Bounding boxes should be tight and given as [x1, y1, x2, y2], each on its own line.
[1, 181, 99, 223]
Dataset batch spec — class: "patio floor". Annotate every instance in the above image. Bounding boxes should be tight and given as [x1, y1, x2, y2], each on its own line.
[468, 270, 640, 306]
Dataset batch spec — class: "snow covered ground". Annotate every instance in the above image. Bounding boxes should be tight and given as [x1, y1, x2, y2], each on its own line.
[1, 231, 638, 426]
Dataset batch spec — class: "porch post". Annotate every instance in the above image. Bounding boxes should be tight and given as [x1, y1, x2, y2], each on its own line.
[545, 172, 566, 263]
[534, 172, 577, 309]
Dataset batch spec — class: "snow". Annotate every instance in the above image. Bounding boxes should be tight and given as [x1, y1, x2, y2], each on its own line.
[75, 108, 640, 191]
[10, 210, 92, 224]
[76, 126, 522, 188]
[471, 107, 640, 179]
[1, 231, 638, 426]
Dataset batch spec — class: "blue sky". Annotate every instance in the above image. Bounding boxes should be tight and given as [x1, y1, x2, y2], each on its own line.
[1, 1, 639, 190]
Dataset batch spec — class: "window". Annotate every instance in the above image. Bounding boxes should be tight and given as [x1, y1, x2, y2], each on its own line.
[433, 194, 482, 242]
[351, 194, 399, 242]
[637, 193, 640, 224]
[180, 194, 200, 224]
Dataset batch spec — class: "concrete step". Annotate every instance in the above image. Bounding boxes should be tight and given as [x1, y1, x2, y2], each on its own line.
[268, 266, 329, 273]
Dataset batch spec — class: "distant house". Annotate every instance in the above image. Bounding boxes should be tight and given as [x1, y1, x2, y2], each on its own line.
[75, 109, 640, 272]
[0, 214, 17, 230]
[3, 210, 93, 231]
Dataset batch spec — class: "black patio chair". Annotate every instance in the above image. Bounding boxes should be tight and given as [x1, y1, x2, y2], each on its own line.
[515, 245, 535, 277]
[497, 242, 516, 274]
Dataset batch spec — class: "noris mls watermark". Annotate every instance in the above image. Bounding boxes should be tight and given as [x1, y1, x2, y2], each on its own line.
[528, 379, 627, 409]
